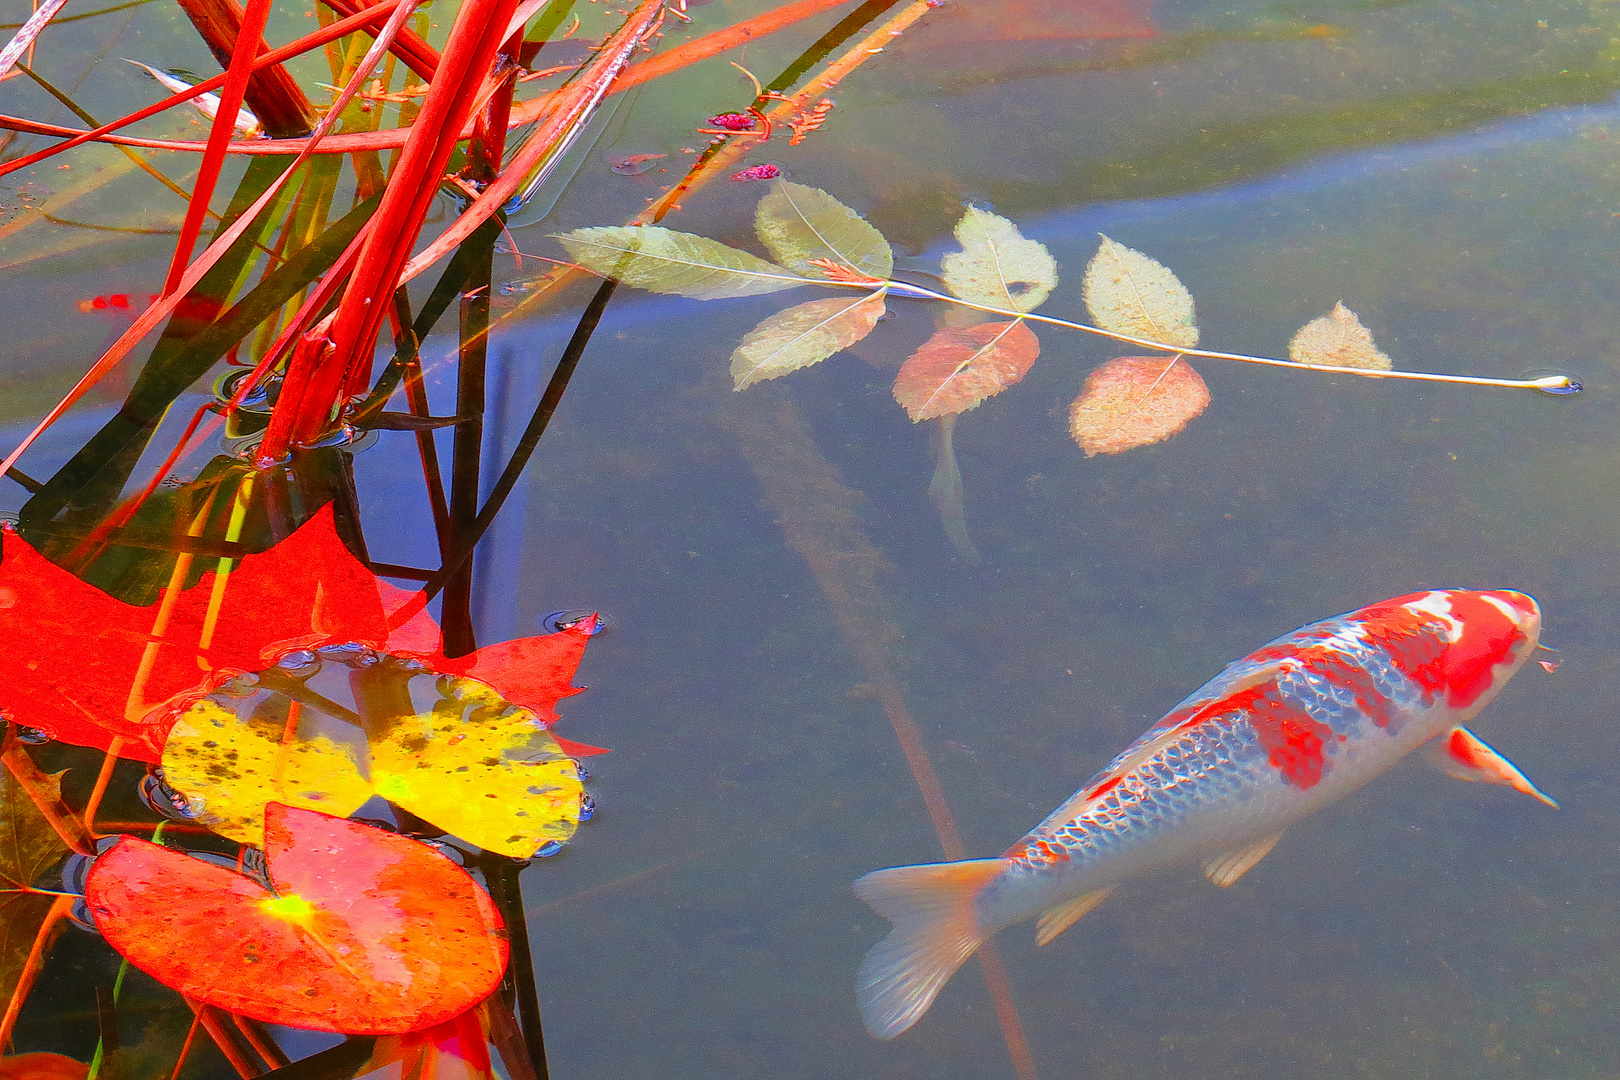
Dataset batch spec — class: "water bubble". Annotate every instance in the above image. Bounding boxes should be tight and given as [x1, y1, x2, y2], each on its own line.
[578, 794, 595, 822]
[318, 642, 378, 666]
[61, 836, 120, 898]
[68, 897, 99, 933]
[541, 610, 610, 635]
[574, 762, 590, 783]
[213, 369, 273, 411]
[533, 840, 566, 857]
[139, 770, 198, 821]
[216, 673, 259, 696]
[275, 649, 320, 675]
[14, 726, 50, 745]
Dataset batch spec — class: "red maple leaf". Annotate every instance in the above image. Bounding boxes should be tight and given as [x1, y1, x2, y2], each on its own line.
[0, 505, 604, 764]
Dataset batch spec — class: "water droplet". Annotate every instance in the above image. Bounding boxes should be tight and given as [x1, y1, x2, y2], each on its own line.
[14, 726, 50, 745]
[574, 762, 590, 782]
[541, 610, 610, 635]
[1538, 380, 1582, 396]
[578, 794, 596, 822]
[534, 840, 566, 857]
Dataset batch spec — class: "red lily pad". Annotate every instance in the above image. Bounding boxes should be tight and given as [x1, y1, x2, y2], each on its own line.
[84, 805, 507, 1034]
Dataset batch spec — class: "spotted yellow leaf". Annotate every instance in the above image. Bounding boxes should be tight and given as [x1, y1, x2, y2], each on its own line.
[161, 658, 583, 857]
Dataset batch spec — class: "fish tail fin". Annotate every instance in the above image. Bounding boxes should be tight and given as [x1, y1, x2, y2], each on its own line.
[853, 857, 1007, 1039]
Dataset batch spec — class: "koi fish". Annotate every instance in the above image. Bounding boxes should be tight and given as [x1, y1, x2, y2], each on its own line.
[855, 589, 1554, 1039]
[124, 60, 261, 137]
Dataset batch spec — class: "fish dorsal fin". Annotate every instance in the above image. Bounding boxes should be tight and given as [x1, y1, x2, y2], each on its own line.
[1035, 887, 1114, 947]
[1424, 727, 1558, 808]
[1202, 829, 1287, 887]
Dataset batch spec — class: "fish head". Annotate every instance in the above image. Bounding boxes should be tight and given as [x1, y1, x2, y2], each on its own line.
[1374, 589, 1540, 711]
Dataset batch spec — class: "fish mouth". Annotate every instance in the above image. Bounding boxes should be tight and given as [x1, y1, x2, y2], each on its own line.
[1479, 589, 1542, 648]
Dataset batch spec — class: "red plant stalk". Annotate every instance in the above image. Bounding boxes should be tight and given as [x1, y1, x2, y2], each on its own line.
[1, 729, 94, 855]
[0, 0, 869, 162]
[318, 0, 440, 79]
[397, 0, 665, 287]
[0, 0, 417, 483]
[0, 895, 74, 1048]
[321, 0, 522, 389]
[256, 331, 333, 461]
[0, 0, 413, 178]
[178, 0, 316, 137]
[162, 0, 276, 296]
[605, 0, 856, 96]
[0, 0, 68, 79]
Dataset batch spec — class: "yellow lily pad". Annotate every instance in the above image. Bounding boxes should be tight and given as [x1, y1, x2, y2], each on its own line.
[160, 647, 584, 857]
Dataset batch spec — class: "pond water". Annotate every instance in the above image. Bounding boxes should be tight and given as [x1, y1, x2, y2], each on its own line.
[3, 0, 1620, 1077]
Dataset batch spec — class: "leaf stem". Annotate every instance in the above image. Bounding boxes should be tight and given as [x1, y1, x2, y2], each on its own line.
[876, 279, 1578, 394]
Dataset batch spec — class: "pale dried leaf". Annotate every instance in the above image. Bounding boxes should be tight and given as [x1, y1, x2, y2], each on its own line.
[555, 226, 805, 299]
[1069, 355, 1210, 456]
[941, 206, 1058, 312]
[730, 291, 887, 389]
[755, 181, 893, 281]
[1081, 236, 1198, 349]
[1288, 302, 1393, 370]
[893, 320, 1040, 421]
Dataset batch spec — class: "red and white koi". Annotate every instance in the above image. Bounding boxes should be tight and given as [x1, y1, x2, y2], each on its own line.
[855, 590, 1554, 1039]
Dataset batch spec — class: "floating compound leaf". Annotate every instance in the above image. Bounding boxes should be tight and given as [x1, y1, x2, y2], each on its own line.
[1288, 302, 1393, 370]
[754, 181, 893, 281]
[893, 320, 1041, 421]
[1082, 236, 1198, 349]
[0, 744, 69, 1024]
[942, 206, 1057, 313]
[555, 226, 806, 299]
[1069, 355, 1210, 456]
[161, 650, 585, 858]
[730, 291, 887, 389]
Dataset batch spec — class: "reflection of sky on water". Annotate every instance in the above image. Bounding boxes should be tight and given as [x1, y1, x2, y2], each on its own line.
[1031, 91, 1620, 237]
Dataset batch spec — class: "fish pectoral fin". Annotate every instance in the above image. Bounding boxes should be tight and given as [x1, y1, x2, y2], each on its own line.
[1202, 829, 1287, 888]
[1425, 727, 1558, 808]
[1035, 887, 1114, 947]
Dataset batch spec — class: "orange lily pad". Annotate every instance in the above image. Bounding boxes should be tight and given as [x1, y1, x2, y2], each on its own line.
[0, 1054, 87, 1080]
[84, 804, 507, 1034]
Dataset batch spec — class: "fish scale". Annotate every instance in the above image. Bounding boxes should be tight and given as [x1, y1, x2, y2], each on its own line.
[854, 589, 1557, 1040]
